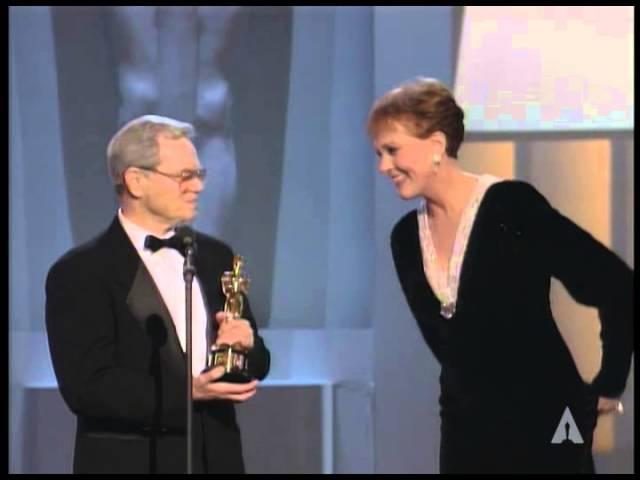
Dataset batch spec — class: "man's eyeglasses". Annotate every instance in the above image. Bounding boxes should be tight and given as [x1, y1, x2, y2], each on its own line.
[136, 166, 207, 183]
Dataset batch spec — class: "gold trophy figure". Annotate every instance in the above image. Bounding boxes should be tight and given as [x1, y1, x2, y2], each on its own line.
[208, 255, 253, 383]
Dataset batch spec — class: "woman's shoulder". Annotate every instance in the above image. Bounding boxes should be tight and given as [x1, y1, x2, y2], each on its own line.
[484, 179, 551, 210]
[487, 178, 541, 198]
[391, 209, 418, 244]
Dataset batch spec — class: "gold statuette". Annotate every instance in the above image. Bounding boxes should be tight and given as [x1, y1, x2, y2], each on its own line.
[207, 255, 253, 383]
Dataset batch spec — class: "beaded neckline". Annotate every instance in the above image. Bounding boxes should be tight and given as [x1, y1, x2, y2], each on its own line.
[417, 174, 501, 318]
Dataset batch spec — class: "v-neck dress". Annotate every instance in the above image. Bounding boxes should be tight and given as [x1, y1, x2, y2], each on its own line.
[390, 179, 633, 473]
[417, 174, 500, 319]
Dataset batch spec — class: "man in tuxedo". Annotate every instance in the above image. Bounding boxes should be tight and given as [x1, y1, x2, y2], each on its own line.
[45, 114, 270, 473]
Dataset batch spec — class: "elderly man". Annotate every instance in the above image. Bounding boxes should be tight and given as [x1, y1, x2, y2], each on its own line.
[45, 115, 270, 473]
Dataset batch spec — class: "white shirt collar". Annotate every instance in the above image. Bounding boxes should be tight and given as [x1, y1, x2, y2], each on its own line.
[117, 209, 175, 254]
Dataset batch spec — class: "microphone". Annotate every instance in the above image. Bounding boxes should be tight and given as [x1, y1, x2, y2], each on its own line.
[174, 225, 197, 473]
[174, 225, 197, 256]
[174, 225, 197, 281]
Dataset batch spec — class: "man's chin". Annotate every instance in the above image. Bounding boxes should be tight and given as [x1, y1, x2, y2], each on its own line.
[184, 207, 198, 221]
[174, 212, 197, 227]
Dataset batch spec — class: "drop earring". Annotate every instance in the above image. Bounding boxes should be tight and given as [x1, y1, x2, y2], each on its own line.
[433, 154, 441, 167]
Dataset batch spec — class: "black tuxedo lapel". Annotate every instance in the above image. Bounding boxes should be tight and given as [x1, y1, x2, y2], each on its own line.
[193, 239, 228, 352]
[127, 263, 185, 379]
[104, 217, 186, 378]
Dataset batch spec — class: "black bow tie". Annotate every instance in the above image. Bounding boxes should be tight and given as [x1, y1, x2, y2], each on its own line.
[144, 234, 183, 255]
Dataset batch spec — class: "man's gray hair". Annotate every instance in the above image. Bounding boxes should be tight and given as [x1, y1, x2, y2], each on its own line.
[106, 115, 195, 194]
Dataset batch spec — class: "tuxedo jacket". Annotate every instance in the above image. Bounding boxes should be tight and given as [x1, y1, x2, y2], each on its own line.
[390, 180, 633, 466]
[45, 216, 270, 473]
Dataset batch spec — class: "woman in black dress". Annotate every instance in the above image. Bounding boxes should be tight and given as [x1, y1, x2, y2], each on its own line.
[367, 77, 632, 473]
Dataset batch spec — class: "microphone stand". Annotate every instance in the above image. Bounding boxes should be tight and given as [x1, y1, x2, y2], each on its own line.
[183, 244, 196, 474]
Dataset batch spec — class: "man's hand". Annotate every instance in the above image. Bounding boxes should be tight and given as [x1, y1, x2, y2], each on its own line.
[214, 311, 254, 350]
[193, 366, 258, 402]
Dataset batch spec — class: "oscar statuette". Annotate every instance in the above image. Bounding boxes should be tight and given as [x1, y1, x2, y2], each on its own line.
[207, 255, 253, 383]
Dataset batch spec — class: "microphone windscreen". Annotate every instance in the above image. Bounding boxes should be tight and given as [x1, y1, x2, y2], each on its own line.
[175, 225, 197, 252]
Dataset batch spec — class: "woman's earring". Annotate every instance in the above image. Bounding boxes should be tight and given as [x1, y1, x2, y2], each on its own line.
[433, 154, 441, 167]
